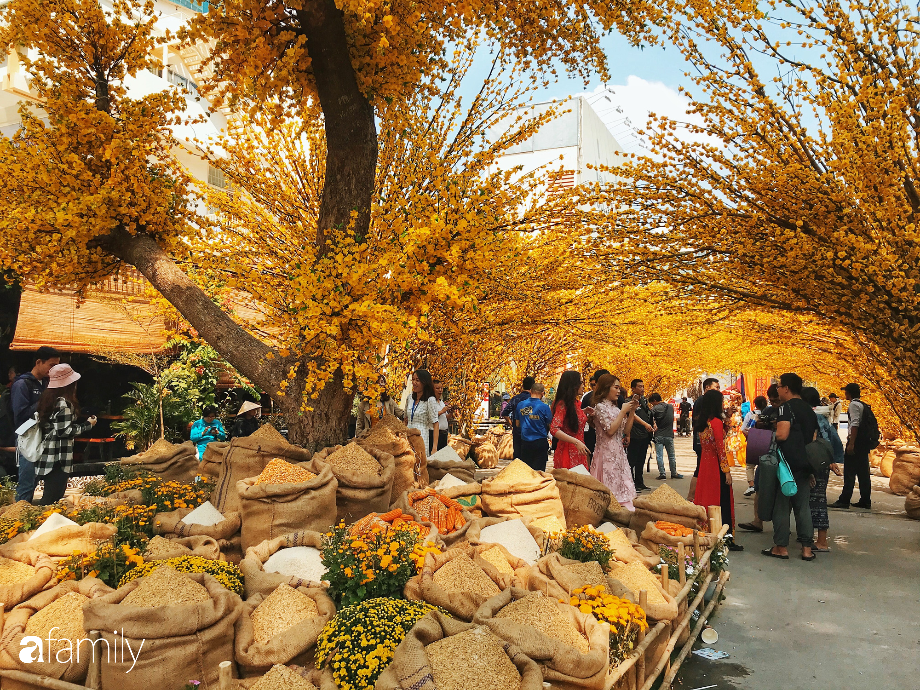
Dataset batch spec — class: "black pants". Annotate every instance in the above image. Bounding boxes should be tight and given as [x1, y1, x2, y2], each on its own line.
[519, 438, 549, 472]
[627, 437, 651, 487]
[437, 430, 448, 451]
[39, 465, 69, 506]
[584, 428, 597, 455]
[838, 449, 871, 505]
[512, 433, 521, 461]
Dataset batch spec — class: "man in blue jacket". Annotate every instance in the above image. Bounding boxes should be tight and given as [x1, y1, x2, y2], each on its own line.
[514, 383, 553, 472]
[10, 346, 60, 502]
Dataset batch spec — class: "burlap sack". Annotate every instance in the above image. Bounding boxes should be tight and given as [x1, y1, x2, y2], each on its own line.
[481, 468, 566, 528]
[211, 427, 312, 514]
[604, 502, 634, 527]
[0, 550, 56, 611]
[438, 482, 482, 517]
[237, 459, 337, 551]
[606, 535, 660, 570]
[889, 446, 920, 496]
[0, 523, 116, 561]
[425, 446, 476, 484]
[471, 543, 529, 590]
[404, 546, 508, 621]
[235, 585, 336, 676]
[475, 441, 499, 469]
[103, 489, 144, 508]
[119, 439, 199, 482]
[465, 516, 547, 559]
[0, 578, 112, 685]
[628, 508, 701, 532]
[473, 588, 610, 688]
[447, 435, 473, 460]
[905, 485, 920, 520]
[154, 508, 242, 540]
[633, 494, 706, 522]
[313, 445, 396, 523]
[497, 433, 514, 460]
[357, 423, 424, 501]
[238, 667, 322, 689]
[145, 535, 222, 561]
[520, 553, 612, 600]
[83, 573, 242, 690]
[240, 531, 327, 598]
[639, 521, 713, 550]
[201, 441, 230, 479]
[869, 448, 882, 468]
[375, 611, 544, 690]
[219, 534, 244, 564]
[552, 468, 612, 527]
[880, 448, 897, 477]
[407, 428, 430, 488]
[607, 564, 679, 622]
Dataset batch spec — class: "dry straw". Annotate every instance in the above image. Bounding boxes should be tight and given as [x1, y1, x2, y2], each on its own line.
[121, 566, 210, 607]
[251, 584, 319, 644]
[0, 556, 36, 585]
[433, 554, 500, 599]
[496, 594, 589, 654]
[426, 627, 522, 690]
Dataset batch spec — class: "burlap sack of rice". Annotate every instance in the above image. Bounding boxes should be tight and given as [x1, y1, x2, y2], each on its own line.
[103, 489, 145, 508]
[628, 507, 701, 533]
[519, 553, 616, 601]
[486, 426, 508, 447]
[154, 507, 242, 541]
[375, 610, 544, 690]
[83, 571, 242, 690]
[551, 468, 612, 528]
[237, 666, 322, 690]
[889, 446, 920, 496]
[119, 438, 199, 482]
[403, 546, 505, 621]
[880, 448, 897, 477]
[473, 543, 529, 590]
[240, 530, 327, 598]
[0, 522, 116, 561]
[201, 441, 231, 479]
[475, 441, 499, 469]
[481, 461, 566, 528]
[473, 588, 610, 689]
[639, 522, 712, 551]
[219, 534, 244, 564]
[407, 428, 430, 488]
[605, 528, 660, 570]
[603, 500, 634, 527]
[357, 420, 424, 500]
[313, 444, 395, 524]
[425, 446, 476, 484]
[868, 448, 882, 468]
[497, 433, 515, 460]
[905, 485, 920, 520]
[633, 485, 707, 523]
[0, 551, 57, 612]
[464, 516, 547, 556]
[212, 425, 313, 514]
[144, 535, 222, 561]
[237, 459, 337, 551]
[0, 578, 113, 686]
[447, 435, 473, 460]
[438, 482, 483, 518]
[608, 561, 679, 622]
[235, 583, 336, 676]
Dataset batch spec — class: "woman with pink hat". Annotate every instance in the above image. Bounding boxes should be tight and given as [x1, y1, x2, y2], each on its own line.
[31, 364, 96, 505]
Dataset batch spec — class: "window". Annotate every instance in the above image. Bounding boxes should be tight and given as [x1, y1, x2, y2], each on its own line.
[208, 165, 226, 189]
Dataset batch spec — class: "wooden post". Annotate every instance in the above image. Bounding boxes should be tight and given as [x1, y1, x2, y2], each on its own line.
[707, 505, 718, 521]
[219, 660, 233, 690]
[693, 529, 701, 561]
[85, 631, 101, 690]
[637, 590, 648, 686]
[709, 517, 720, 536]
[661, 563, 669, 593]
[714, 505, 722, 526]
[677, 543, 686, 586]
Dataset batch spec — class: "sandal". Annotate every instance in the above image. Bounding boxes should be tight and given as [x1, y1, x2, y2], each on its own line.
[813, 546, 831, 553]
[739, 522, 763, 533]
[802, 552, 816, 561]
[761, 548, 789, 560]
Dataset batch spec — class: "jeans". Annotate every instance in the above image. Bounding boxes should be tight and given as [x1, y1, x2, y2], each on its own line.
[519, 438, 549, 472]
[16, 452, 36, 503]
[39, 465, 69, 506]
[655, 437, 677, 476]
[838, 449, 871, 505]
[772, 476, 814, 547]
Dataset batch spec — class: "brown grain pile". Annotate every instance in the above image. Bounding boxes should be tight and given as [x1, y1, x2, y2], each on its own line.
[250, 423, 288, 444]
[121, 566, 210, 607]
[378, 414, 408, 434]
[25, 592, 89, 655]
[144, 438, 175, 456]
[250, 664, 319, 690]
[495, 594, 589, 654]
[324, 442, 381, 476]
[433, 554, 500, 598]
[563, 561, 607, 587]
[493, 459, 538, 484]
[254, 458, 317, 485]
[363, 423, 400, 446]
[0, 556, 36, 584]
[1, 501, 33, 520]
[251, 584, 319, 644]
[144, 536, 191, 560]
[609, 562, 667, 605]
[480, 547, 514, 575]
[644, 484, 691, 509]
[426, 627, 521, 690]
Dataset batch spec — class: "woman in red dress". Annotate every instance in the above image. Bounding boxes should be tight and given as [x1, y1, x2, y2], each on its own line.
[550, 370, 591, 470]
[693, 389, 743, 551]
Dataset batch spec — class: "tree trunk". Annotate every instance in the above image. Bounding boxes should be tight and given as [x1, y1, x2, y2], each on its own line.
[281, 367, 354, 451]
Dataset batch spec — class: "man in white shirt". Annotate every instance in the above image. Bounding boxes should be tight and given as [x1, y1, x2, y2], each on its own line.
[433, 379, 451, 451]
[827, 393, 841, 429]
[831, 383, 871, 509]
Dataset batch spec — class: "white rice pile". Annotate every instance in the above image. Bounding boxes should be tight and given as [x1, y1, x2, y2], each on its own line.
[596, 522, 617, 534]
[479, 519, 540, 565]
[568, 464, 591, 476]
[428, 446, 464, 464]
[263, 546, 328, 583]
[435, 473, 468, 491]
[29, 513, 78, 541]
[182, 501, 225, 527]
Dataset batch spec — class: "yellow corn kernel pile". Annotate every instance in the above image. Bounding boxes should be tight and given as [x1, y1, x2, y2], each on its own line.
[255, 459, 318, 485]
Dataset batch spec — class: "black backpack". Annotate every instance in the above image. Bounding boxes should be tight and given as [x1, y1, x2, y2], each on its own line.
[855, 403, 881, 451]
[806, 438, 833, 475]
[0, 386, 13, 444]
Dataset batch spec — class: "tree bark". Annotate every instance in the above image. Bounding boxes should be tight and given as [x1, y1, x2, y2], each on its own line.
[280, 367, 354, 451]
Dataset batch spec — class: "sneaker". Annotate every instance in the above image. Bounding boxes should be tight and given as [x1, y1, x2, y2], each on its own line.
[656, 474, 667, 480]
[853, 500, 872, 509]
[829, 500, 850, 509]
[743, 486, 756, 497]
[671, 473, 685, 479]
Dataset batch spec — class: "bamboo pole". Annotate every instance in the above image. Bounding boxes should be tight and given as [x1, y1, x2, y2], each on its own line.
[692, 529, 701, 560]
[219, 660, 234, 690]
[636, 590, 648, 686]
[677, 543, 686, 586]
[604, 622, 667, 689]
[0, 670, 92, 690]
[674, 524, 729, 604]
[709, 517, 720, 535]
[661, 563, 669, 593]
[84, 631, 101, 690]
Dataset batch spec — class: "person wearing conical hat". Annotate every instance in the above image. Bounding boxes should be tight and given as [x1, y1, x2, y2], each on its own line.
[230, 400, 261, 440]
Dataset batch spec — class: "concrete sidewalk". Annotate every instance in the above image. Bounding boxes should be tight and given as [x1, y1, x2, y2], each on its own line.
[643, 436, 919, 690]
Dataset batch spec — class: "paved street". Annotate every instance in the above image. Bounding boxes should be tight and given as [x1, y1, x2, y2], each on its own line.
[654, 436, 919, 690]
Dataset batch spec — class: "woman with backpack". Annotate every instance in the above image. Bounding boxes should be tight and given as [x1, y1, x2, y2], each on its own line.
[34, 364, 95, 505]
[802, 387, 843, 552]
